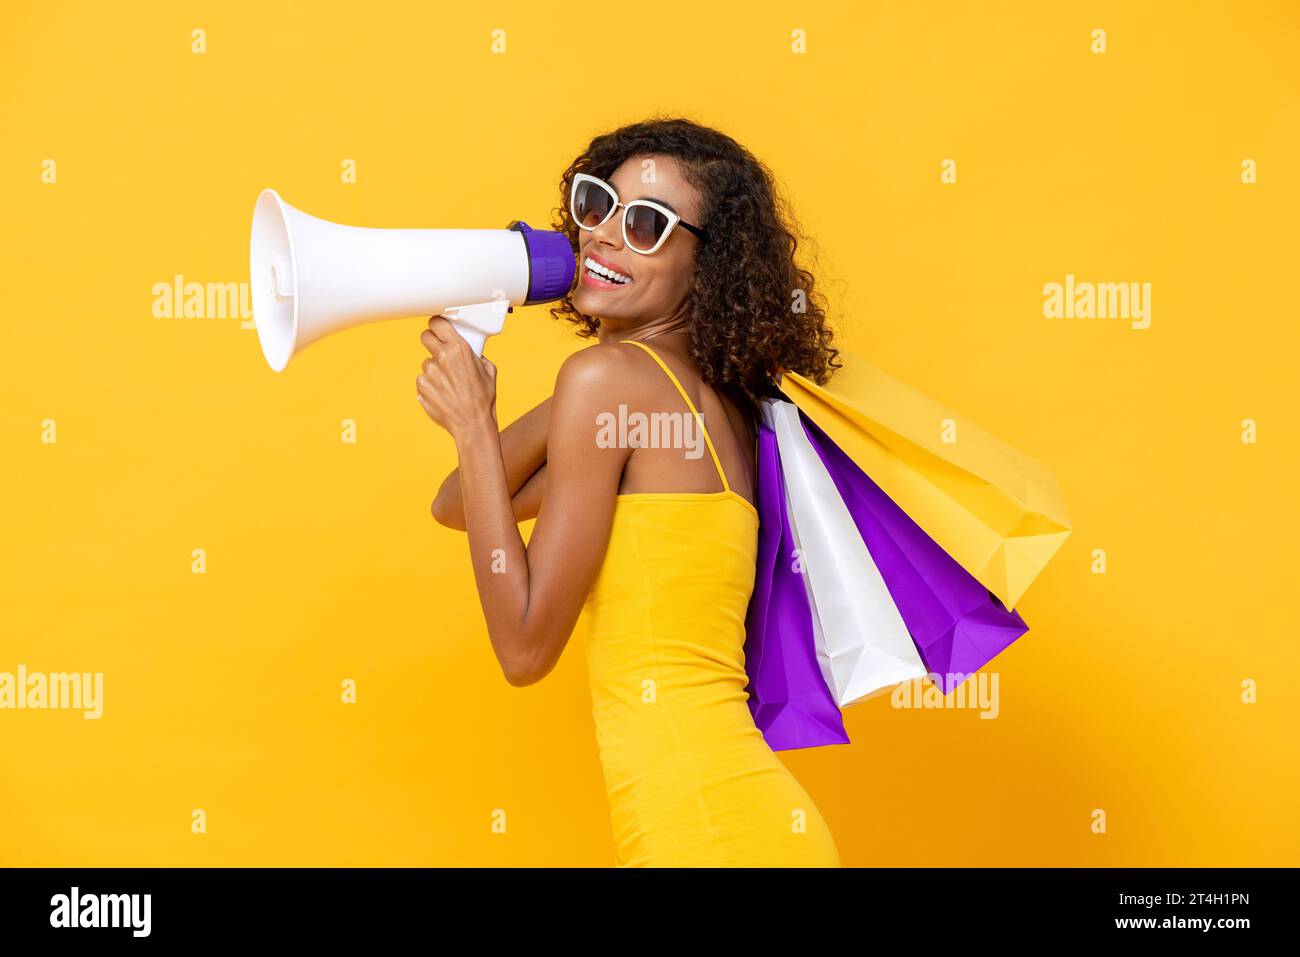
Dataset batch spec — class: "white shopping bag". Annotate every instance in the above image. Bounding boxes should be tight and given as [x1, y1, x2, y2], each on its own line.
[762, 398, 927, 706]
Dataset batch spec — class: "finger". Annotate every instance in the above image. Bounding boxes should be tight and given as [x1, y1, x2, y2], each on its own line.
[420, 329, 446, 356]
[427, 316, 456, 342]
[416, 365, 452, 402]
[416, 376, 440, 406]
[421, 357, 436, 375]
[449, 327, 474, 354]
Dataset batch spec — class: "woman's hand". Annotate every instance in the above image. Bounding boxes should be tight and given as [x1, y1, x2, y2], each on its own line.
[447, 343, 637, 685]
[416, 316, 498, 442]
[431, 396, 553, 530]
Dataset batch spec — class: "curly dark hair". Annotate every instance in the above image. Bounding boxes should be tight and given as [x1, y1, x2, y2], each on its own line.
[549, 116, 840, 409]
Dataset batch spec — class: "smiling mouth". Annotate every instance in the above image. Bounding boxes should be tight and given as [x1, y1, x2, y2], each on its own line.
[582, 255, 633, 286]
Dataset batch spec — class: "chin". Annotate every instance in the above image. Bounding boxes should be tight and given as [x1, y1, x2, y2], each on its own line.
[575, 291, 627, 319]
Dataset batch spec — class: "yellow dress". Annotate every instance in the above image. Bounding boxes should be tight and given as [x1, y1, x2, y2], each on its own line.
[583, 339, 842, 867]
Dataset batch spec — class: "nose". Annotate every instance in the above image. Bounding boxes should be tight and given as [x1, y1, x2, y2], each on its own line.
[589, 203, 625, 251]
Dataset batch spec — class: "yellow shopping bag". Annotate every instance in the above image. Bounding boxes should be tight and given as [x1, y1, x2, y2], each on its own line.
[781, 353, 1071, 611]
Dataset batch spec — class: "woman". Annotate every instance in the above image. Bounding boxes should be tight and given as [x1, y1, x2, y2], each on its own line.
[417, 117, 842, 867]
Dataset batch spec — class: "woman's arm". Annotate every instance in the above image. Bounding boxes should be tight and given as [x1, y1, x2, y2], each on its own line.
[417, 319, 640, 686]
[430, 396, 550, 530]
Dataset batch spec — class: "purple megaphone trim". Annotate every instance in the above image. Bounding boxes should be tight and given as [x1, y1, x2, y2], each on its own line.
[509, 221, 576, 305]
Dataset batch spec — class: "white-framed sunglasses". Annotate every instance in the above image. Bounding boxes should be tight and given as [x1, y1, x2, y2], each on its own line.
[569, 172, 710, 255]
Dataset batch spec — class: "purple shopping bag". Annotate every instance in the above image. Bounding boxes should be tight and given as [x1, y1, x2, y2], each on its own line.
[798, 408, 1029, 694]
[743, 419, 851, 751]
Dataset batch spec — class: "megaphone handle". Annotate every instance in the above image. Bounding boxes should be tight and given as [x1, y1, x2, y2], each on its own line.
[441, 300, 511, 357]
[456, 327, 488, 357]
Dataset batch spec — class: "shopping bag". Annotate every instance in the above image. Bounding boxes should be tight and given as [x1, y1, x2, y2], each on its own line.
[743, 417, 851, 750]
[799, 407, 1030, 694]
[782, 353, 1071, 610]
[763, 399, 928, 708]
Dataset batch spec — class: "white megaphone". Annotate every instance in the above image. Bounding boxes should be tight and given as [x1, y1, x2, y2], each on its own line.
[249, 189, 577, 371]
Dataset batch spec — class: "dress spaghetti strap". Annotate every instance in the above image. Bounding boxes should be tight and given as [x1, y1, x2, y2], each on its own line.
[619, 339, 731, 493]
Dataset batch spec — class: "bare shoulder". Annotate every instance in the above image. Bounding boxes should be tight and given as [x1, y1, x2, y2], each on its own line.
[553, 341, 663, 405]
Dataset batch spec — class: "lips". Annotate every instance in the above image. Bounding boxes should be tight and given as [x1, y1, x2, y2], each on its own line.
[586, 250, 630, 277]
[582, 249, 633, 287]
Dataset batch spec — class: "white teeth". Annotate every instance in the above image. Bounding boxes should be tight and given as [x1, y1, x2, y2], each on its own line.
[584, 256, 631, 284]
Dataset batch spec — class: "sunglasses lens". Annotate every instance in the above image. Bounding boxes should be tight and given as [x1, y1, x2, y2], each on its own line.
[573, 180, 614, 228]
[625, 204, 670, 252]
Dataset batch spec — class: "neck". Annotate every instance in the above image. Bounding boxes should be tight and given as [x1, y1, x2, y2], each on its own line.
[596, 312, 688, 345]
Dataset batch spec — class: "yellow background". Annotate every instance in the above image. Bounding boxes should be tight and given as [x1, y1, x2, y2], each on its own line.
[2, 0, 1297, 866]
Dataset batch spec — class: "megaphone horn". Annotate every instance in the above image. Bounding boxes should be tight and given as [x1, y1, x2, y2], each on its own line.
[249, 189, 576, 371]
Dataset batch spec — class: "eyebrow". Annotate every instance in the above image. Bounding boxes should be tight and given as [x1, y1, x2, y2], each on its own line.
[638, 195, 678, 214]
[612, 181, 678, 214]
